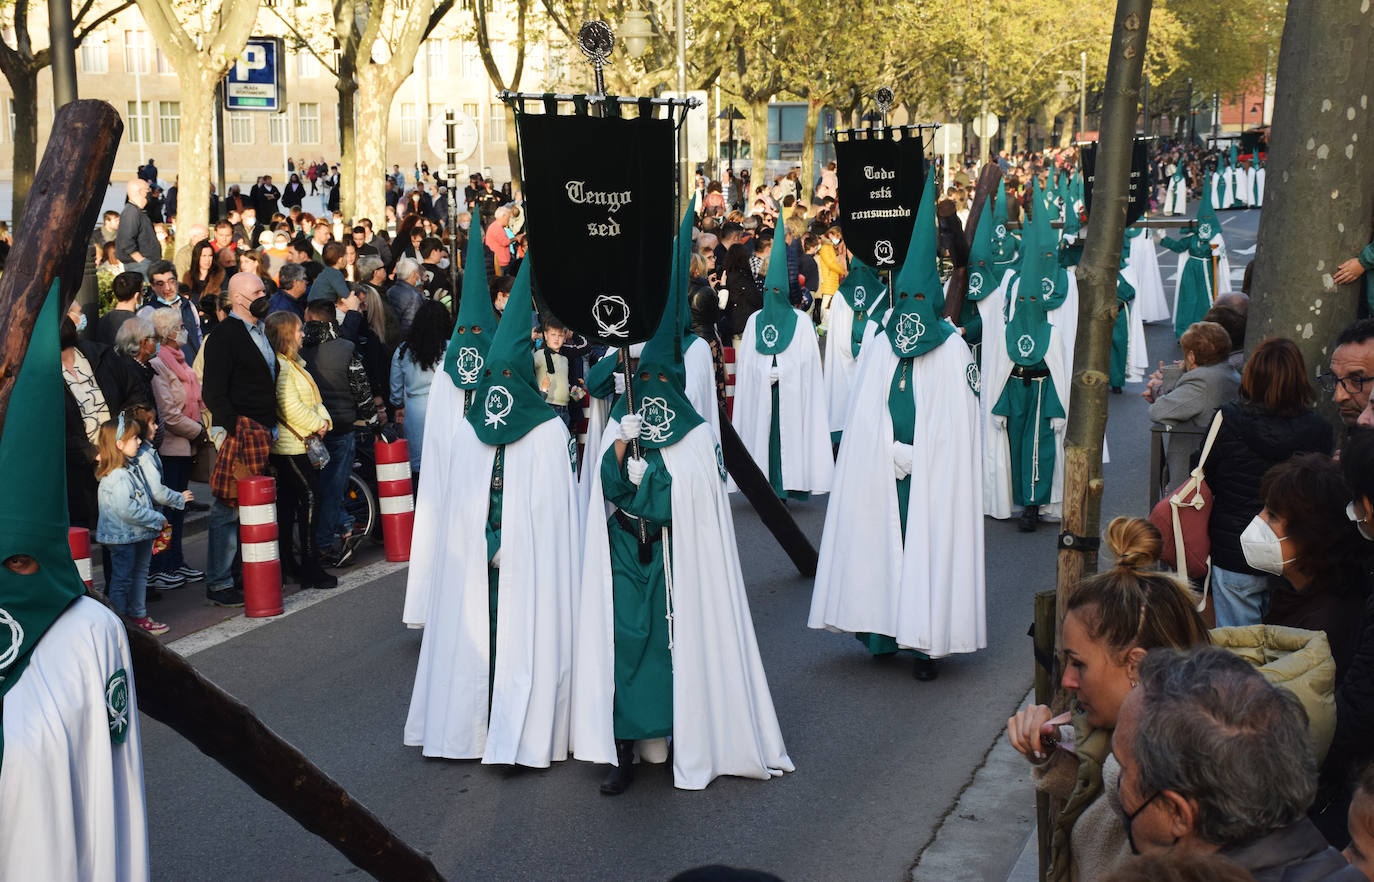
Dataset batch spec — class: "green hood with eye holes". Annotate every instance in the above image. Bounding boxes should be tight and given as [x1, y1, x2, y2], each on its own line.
[464, 260, 558, 445]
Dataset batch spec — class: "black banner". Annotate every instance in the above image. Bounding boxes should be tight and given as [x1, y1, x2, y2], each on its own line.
[516, 111, 674, 346]
[1080, 138, 1150, 227]
[834, 130, 926, 271]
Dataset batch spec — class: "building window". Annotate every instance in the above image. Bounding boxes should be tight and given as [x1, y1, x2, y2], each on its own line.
[295, 50, 320, 79]
[155, 48, 174, 75]
[460, 45, 479, 79]
[5, 99, 14, 143]
[158, 101, 180, 143]
[126, 100, 151, 143]
[425, 38, 446, 77]
[269, 111, 289, 145]
[400, 103, 418, 144]
[79, 30, 109, 74]
[123, 29, 149, 75]
[489, 104, 505, 142]
[462, 102, 479, 123]
[229, 111, 254, 145]
[298, 102, 320, 143]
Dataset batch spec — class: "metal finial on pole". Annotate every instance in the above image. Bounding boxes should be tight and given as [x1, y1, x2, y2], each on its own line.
[578, 21, 615, 98]
[875, 86, 895, 128]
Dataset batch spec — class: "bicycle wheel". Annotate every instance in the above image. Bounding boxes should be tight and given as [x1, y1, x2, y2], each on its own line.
[343, 472, 379, 540]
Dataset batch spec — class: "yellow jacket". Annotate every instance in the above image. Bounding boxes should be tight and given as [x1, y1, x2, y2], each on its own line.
[1212, 624, 1337, 762]
[817, 241, 847, 296]
[272, 353, 331, 455]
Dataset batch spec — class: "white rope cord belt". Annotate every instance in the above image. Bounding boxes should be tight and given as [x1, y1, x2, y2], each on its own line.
[661, 526, 675, 669]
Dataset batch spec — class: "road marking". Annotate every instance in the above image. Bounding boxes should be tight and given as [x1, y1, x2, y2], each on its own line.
[166, 560, 408, 657]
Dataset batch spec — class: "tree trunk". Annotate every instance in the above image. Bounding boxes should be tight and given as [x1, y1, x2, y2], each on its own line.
[504, 103, 521, 191]
[337, 74, 358, 223]
[353, 68, 404, 228]
[1247, 3, 1374, 391]
[801, 96, 821, 204]
[1055, 0, 1152, 647]
[748, 98, 769, 199]
[173, 74, 218, 255]
[5, 64, 39, 226]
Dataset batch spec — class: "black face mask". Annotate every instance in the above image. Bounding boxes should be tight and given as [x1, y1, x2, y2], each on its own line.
[248, 295, 271, 319]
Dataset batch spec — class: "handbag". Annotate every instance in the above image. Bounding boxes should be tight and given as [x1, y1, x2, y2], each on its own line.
[1149, 409, 1223, 608]
[189, 433, 218, 485]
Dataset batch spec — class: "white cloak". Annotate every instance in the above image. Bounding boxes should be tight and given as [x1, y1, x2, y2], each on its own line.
[824, 288, 884, 435]
[1164, 177, 1188, 217]
[977, 269, 1015, 519]
[404, 417, 580, 766]
[1128, 233, 1171, 323]
[1252, 166, 1266, 207]
[984, 304, 1070, 520]
[730, 310, 833, 495]
[0, 596, 149, 882]
[571, 423, 794, 790]
[402, 371, 470, 628]
[809, 330, 987, 657]
[1119, 261, 1150, 384]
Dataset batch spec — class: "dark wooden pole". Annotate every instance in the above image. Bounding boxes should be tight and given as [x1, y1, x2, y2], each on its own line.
[0, 99, 444, 882]
[942, 162, 1003, 322]
[721, 419, 818, 576]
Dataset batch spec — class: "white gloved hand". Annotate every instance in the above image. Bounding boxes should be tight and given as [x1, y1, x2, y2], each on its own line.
[613, 372, 626, 396]
[717, 288, 730, 310]
[490, 547, 502, 567]
[626, 456, 648, 486]
[617, 413, 644, 443]
[768, 366, 780, 384]
[892, 441, 914, 481]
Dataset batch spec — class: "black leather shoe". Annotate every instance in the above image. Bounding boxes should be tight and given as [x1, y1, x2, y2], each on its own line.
[1111, 386, 1123, 394]
[913, 657, 939, 681]
[599, 740, 636, 795]
[1018, 505, 1040, 533]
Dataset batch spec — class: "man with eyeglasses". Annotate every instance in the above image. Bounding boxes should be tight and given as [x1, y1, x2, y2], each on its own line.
[1323, 319, 1374, 429]
[140, 260, 202, 361]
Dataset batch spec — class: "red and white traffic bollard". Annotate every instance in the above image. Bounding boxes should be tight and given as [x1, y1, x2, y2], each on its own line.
[238, 476, 284, 618]
[68, 526, 93, 589]
[375, 438, 414, 562]
[722, 346, 738, 420]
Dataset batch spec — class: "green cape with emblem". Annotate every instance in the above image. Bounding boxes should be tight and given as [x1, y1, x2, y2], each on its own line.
[1005, 186, 1057, 367]
[442, 223, 500, 390]
[753, 231, 798, 356]
[885, 164, 955, 359]
[966, 192, 999, 303]
[465, 260, 558, 445]
[836, 259, 887, 359]
[990, 183, 1019, 266]
[0, 284, 87, 740]
[1195, 175, 1220, 243]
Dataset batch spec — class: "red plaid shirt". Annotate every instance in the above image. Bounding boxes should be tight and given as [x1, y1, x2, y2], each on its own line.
[209, 416, 273, 505]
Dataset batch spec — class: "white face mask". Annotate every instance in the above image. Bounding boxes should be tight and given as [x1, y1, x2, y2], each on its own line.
[830, 236, 841, 246]
[1347, 501, 1374, 542]
[438, 257, 450, 270]
[175, 329, 189, 346]
[1240, 515, 1295, 576]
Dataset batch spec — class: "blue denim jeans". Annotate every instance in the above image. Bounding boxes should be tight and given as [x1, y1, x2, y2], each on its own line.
[108, 539, 154, 618]
[150, 454, 191, 573]
[317, 431, 356, 549]
[1211, 565, 1270, 628]
[207, 497, 240, 591]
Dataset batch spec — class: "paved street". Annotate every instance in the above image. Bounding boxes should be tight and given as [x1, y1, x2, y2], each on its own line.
[137, 209, 1260, 881]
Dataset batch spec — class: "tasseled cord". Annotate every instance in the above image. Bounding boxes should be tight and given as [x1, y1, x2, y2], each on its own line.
[661, 526, 675, 669]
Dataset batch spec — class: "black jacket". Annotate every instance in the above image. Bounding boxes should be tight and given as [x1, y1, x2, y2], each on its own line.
[1206, 400, 1333, 573]
[724, 265, 763, 338]
[201, 315, 278, 434]
[688, 277, 724, 343]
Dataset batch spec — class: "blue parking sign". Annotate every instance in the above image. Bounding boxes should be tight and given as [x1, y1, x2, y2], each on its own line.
[226, 38, 284, 111]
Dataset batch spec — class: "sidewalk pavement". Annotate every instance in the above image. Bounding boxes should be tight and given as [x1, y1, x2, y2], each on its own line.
[911, 688, 1039, 882]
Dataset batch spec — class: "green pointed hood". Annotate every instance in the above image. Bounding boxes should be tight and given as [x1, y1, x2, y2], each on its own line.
[966, 193, 999, 302]
[1005, 190, 1056, 366]
[989, 183, 1019, 266]
[885, 164, 955, 359]
[672, 195, 698, 353]
[753, 232, 798, 356]
[0, 284, 85, 713]
[1228, 142, 1238, 168]
[1058, 184, 1084, 271]
[609, 262, 704, 449]
[443, 226, 500, 390]
[1195, 177, 1220, 243]
[465, 260, 557, 445]
[837, 259, 887, 358]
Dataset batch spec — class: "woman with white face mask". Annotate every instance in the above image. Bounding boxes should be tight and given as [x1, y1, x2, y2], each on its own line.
[1251, 453, 1366, 678]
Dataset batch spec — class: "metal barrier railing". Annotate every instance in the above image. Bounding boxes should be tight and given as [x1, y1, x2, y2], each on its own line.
[1148, 421, 1209, 508]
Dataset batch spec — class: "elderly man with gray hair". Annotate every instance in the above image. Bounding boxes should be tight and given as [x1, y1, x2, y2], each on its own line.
[269, 262, 310, 319]
[1113, 646, 1363, 879]
[388, 257, 425, 337]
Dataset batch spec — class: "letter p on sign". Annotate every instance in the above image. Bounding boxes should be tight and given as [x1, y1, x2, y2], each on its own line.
[235, 45, 267, 79]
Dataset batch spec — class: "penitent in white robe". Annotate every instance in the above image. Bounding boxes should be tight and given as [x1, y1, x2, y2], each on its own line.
[824, 286, 885, 435]
[404, 417, 581, 766]
[402, 371, 471, 628]
[1119, 262, 1151, 384]
[731, 310, 834, 495]
[977, 268, 1015, 519]
[809, 326, 987, 657]
[571, 423, 794, 790]
[0, 596, 149, 882]
[1129, 233, 1172, 324]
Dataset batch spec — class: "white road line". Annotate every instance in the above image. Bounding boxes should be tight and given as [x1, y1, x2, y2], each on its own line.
[166, 560, 409, 657]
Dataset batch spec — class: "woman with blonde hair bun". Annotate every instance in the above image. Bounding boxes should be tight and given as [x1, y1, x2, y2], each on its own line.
[1006, 516, 1209, 882]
